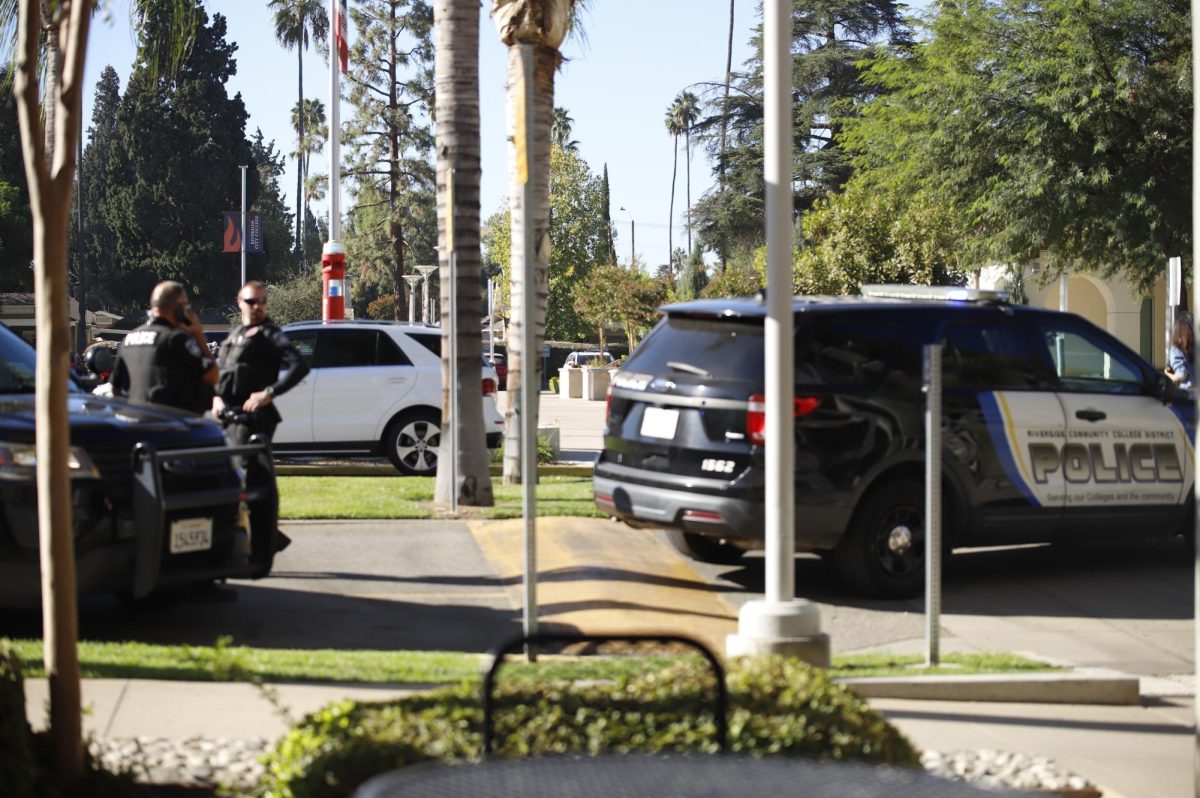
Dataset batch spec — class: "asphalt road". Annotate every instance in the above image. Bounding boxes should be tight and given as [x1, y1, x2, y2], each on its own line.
[687, 536, 1193, 676]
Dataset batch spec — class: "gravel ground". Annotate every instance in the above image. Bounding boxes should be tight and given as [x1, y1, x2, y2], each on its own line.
[91, 737, 1100, 795]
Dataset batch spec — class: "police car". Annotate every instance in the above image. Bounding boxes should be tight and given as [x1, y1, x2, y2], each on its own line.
[594, 285, 1195, 597]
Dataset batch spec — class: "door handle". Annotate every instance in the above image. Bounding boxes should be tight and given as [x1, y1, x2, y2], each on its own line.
[1075, 409, 1106, 422]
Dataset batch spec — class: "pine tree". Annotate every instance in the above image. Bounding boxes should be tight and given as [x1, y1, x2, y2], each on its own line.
[342, 0, 436, 320]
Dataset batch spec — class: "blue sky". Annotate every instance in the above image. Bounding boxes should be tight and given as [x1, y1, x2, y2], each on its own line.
[83, 1, 761, 274]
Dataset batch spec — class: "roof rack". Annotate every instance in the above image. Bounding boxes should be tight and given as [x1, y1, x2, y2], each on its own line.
[860, 284, 1011, 304]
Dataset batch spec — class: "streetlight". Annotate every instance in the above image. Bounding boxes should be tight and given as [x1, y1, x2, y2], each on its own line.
[415, 264, 437, 325]
[618, 206, 635, 268]
[404, 274, 423, 323]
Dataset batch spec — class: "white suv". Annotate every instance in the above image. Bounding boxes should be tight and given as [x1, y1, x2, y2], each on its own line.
[272, 320, 504, 475]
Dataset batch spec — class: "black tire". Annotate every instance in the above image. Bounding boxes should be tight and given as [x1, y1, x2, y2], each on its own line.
[662, 529, 746, 565]
[384, 410, 441, 476]
[835, 479, 925, 598]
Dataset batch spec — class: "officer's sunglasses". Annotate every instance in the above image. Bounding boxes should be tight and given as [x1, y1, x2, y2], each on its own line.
[239, 296, 267, 306]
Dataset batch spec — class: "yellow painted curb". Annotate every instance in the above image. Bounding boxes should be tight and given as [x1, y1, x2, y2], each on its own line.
[467, 517, 738, 655]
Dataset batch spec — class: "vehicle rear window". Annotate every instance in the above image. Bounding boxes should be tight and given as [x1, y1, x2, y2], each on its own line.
[624, 316, 764, 382]
[796, 321, 903, 387]
[407, 331, 441, 356]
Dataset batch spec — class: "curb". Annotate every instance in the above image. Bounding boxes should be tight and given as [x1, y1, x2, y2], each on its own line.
[839, 669, 1140, 705]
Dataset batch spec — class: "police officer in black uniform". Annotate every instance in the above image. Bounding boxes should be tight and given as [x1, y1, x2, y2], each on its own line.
[213, 280, 309, 565]
[111, 281, 218, 412]
[212, 280, 309, 443]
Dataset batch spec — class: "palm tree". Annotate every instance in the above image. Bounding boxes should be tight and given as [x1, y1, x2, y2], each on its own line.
[673, 90, 699, 253]
[291, 97, 327, 227]
[664, 100, 685, 280]
[719, 0, 734, 271]
[268, 0, 329, 268]
[491, 0, 584, 484]
[551, 105, 578, 151]
[5, 0, 200, 779]
[433, 0, 493, 506]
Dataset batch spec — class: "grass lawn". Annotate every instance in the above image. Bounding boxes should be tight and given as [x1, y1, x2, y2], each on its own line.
[7, 639, 1058, 684]
[277, 475, 604, 520]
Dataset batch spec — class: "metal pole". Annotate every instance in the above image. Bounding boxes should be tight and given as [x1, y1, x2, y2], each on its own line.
[518, 44, 538, 658]
[240, 165, 247, 287]
[924, 343, 943, 667]
[1190, 0, 1199, 789]
[763, 0, 794, 605]
[1058, 273, 1068, 312]
[448, 170, 458, 515]
[76, 131, 85, 355]
[328, 0, 340, 242]
[489, 279, 496, 364]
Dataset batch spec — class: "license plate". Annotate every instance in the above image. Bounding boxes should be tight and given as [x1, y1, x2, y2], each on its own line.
[640, 407, 680, 440]
[169, 518, 213, 554]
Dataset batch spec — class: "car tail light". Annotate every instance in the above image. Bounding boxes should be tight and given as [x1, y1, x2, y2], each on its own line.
[595, 492, 614, 505]
[605, 384, 612, 423]
[745, 393, 820, 444]
[482, 378, 497, 396]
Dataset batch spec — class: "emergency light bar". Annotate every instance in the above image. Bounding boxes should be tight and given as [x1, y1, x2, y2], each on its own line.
[860, 284, 1011, 304]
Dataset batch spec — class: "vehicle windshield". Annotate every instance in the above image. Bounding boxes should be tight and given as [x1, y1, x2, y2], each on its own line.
[0, 325, 83, 394]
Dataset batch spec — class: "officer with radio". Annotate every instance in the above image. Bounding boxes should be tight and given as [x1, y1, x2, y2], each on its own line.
[110, 281, 217, 413]
[212, 280, 309, 563]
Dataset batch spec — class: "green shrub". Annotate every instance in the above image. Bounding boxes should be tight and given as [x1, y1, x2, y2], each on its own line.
[488, 433, 557, 465]
[548, 376, 559, 394]
[256, 656, 918, 798]
[0, 639, 34, 797]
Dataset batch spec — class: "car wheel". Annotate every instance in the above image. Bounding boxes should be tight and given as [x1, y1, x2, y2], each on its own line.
[385, 410, 441, 476]
[662, 529, 746, 565]
[835, 479, 925, 598]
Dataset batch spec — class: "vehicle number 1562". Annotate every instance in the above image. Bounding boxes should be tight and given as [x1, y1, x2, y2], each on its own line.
[700, 458, 736, 474]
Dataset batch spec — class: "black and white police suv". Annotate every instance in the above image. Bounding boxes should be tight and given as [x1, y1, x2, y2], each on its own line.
[594, 285, 1195, 597]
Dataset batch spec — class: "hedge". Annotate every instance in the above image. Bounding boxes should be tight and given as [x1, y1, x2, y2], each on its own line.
[255, 656, 918, 798]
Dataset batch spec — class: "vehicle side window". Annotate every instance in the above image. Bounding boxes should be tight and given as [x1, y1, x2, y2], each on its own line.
[795, 322, 902, 386]
[376, 333, 412, 366]
[1040, 324, 1144, 394]
[287, 331, 317, 367]
[313, 329, 379, 368]
[944, 323, 1045, 390]
[407, 332, 441, 357]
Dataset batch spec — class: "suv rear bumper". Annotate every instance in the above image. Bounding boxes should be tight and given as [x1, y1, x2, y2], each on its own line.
[594, 463, 847, 550]
[595, 471, 765, 542]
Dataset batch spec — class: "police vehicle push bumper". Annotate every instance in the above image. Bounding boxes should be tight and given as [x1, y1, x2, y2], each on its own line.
[130, 438, 277, 598]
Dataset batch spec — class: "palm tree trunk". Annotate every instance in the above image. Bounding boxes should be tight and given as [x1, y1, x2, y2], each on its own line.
[296, 42, 304, 268]
[501, 42, 554, 485]
[685, 127, 692, 254]
[719, 0, 734, 272]
[16, 0, 91, 779]
[668, 134, 677, 277]
[434, 0, 493, 506]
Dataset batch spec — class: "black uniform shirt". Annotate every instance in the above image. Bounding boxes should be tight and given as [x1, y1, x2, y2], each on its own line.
[111, 316, 214, 414]
[217, 318, 309, 424]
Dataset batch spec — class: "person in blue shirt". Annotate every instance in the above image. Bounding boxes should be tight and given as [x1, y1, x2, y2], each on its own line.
[1165, 312, 1194, 390]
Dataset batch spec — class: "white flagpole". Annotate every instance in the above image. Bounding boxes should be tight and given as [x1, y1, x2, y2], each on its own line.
[328, 0, 340, 242]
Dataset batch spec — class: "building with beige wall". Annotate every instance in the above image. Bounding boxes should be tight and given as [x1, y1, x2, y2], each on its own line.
[979, 266, 1178, 369]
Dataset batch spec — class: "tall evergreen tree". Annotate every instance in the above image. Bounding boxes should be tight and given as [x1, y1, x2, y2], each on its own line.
[0, 66, 32, 292]
[342, 0, 436, 320]
[249, 128, 301, 283]
[101, 8, 260, 310]
[693, 0, 912, 257]
[76, 67, 122, 309]
[601, 163, 614, 265]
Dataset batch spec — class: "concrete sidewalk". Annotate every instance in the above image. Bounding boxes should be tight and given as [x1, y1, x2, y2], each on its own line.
[24, 677, 1189, 797]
